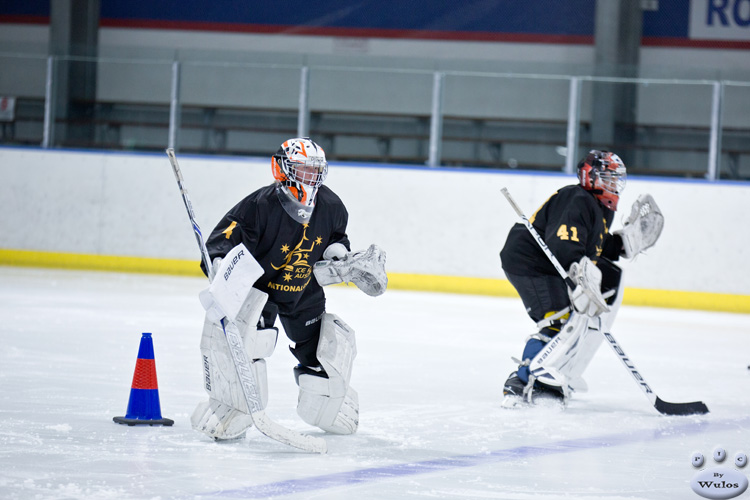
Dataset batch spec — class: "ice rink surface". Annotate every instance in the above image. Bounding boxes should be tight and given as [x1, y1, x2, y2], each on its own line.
[1, 266, 749, 500]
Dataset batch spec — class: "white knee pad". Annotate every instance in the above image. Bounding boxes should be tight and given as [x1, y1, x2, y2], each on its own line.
[192, 288, 278, 440]
[296, 313, 359, 434]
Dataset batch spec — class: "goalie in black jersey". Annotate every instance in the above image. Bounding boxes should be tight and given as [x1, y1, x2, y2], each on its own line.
[191, 137, 387, 440]
[500, 150, 663, 408]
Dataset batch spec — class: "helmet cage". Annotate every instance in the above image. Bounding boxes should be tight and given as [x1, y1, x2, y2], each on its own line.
[271, 138, 328, 222]
[273, 154, 328, 190]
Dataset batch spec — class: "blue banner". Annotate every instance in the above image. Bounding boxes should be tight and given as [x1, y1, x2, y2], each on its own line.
[2, 0, 737, 42]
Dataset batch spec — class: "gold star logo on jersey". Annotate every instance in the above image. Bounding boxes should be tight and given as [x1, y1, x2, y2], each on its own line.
[268, 225, 322, 293]
[271, 225, 321, 273]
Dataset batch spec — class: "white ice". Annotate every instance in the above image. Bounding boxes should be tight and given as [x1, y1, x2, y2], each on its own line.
[1, 266, 749, 500]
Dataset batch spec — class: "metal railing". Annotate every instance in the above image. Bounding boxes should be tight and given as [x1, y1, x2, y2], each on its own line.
[1, 52, 747, 180]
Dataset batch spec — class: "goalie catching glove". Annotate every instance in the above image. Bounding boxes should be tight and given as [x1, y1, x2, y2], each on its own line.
[614, 194, 664, 259]
[313, 243, 387, 297]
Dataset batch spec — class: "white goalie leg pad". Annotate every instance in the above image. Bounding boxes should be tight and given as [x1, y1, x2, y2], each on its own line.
[595, 278, 624, 337]
[528, 314, 600, 394]
[296, 313, 359, 434]
[529, 285, 624, 394]
[562, 284, 623, 391]
[190, 398, 254, 441]
[192, 319, 274, 439]
[192, 288, 278, 440]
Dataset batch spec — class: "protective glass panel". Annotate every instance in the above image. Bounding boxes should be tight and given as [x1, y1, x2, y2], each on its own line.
[441, 74, 572, 171]
[307, 65, 434, 165]
[720, 83, 750, 180]
[179, 60, 301, 155]
[580, 79, 714, 179]
[0, 54, 48, 146]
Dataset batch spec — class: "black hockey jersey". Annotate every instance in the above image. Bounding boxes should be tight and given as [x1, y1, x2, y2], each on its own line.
[501, 184, 620, 277]
[203, 183, 350, 315]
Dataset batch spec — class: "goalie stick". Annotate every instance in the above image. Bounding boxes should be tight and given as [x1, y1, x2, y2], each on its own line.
[500, 187, 709, 416]
[167, 148, 327, 453]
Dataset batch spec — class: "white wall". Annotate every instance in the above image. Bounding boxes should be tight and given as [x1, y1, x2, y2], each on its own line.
[1, 147, 749, 295]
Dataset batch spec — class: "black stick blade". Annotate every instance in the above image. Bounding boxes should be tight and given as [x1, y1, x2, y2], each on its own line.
[654, 397, 709, 416]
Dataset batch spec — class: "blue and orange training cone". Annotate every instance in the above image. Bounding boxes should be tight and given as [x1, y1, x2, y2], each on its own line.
[113, 332, 174, 426]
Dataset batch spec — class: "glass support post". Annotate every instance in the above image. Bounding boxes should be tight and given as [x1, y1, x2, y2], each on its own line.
[168, 60, 181, 151]
[428, 71, 445, 167]
[707, 81, 724, 181]
[297, 66, 310, 138]
[564, 77, 582, 175]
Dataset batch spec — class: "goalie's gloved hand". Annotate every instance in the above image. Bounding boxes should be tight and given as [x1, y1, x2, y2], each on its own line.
[348, 245, 387, 297]
[322, 242, 348, 261]
[313, 243, 349, 287]
[567, 256, 609, 317]
[613, 194, 664, 259]
[199, 288, 226, 323]
[207, 257, 223, 282]
[313, 244, 387, 296]
[200, 258, 227, 323]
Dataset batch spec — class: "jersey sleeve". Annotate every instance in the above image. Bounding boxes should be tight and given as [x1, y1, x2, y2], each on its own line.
[328, 204, 351, 252]
[318, 187, 351, 254]
[201, 198, 261, 276]
[601, 233, 624, 261]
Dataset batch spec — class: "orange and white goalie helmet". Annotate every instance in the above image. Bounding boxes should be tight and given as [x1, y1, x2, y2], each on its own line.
[272, 137, 328, 222]
[577, 150, 627, 211]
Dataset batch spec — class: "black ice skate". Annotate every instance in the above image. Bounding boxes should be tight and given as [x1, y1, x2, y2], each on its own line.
[501, 372, 566, 409]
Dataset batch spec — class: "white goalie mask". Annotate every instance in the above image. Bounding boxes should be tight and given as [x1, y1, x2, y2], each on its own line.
[272, 137, 328, 223]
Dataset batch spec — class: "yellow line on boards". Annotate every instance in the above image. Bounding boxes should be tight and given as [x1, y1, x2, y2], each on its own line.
[0, 249, 204, 277]
[1, 249, 748, 314]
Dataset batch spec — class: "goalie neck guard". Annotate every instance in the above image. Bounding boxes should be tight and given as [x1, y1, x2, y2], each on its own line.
[577, 150, 626, 211]
[272, 137, 328, 223]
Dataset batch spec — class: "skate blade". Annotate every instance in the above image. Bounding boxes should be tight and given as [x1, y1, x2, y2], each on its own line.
[500, 394, 566, 410]
[212, 431, 248, 442]
[534, 395, 567, 410]
[501, 394, 528, 409]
